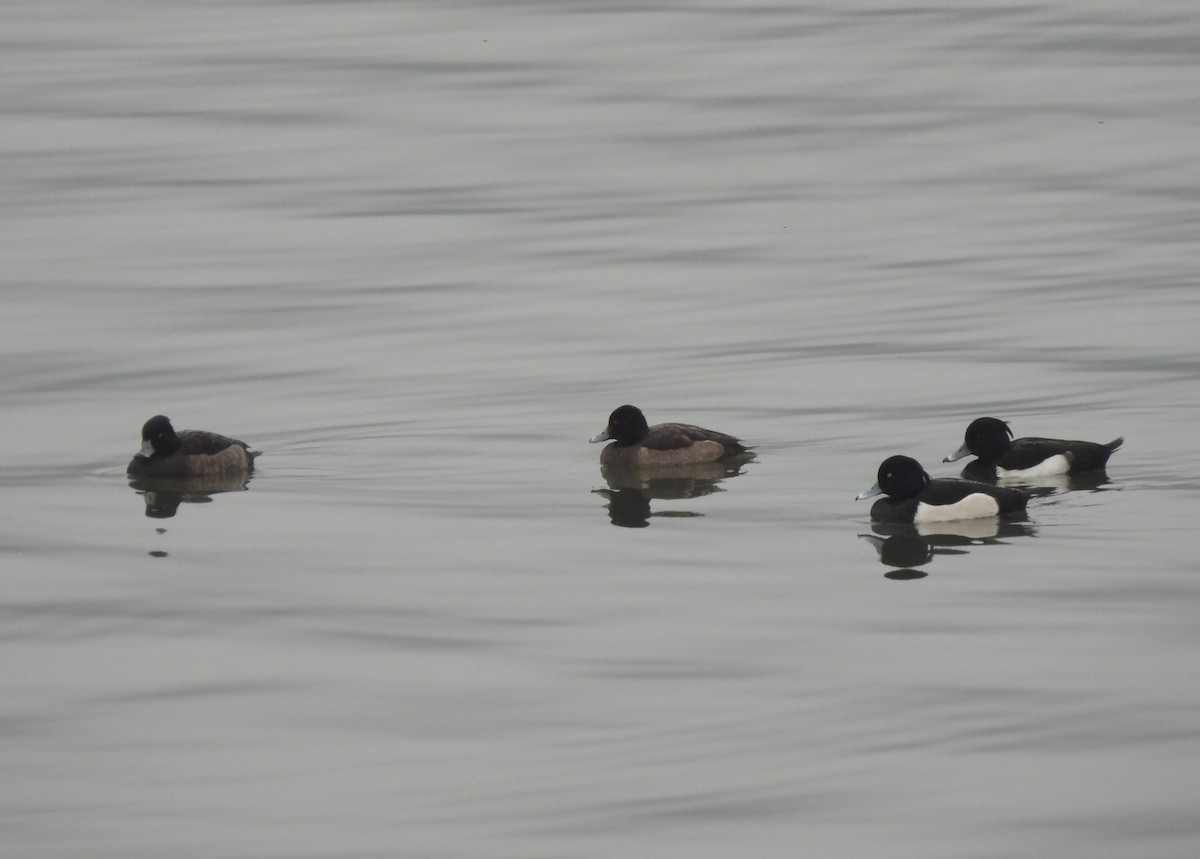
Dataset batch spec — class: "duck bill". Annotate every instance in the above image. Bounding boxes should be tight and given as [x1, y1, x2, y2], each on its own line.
[136, 439, 156, 459]
[943, 444, 971, 463]
[589, 430, 612, 444]
[855, 482, 882, 501]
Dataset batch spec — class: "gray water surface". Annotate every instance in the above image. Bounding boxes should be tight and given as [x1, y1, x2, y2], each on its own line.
[3, 1, 1200, 856]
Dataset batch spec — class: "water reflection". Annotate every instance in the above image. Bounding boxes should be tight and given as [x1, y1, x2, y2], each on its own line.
[592, 458, 752, 528]
[128, 473, 254, 518]
[859, 517, 1036, 579]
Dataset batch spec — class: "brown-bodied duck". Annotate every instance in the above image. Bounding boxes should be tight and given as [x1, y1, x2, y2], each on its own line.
[589, 405, 748, 468]
[127, 415, 259, 478]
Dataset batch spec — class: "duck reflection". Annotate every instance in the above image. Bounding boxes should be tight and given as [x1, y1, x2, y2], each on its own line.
[593, 457, 752, 528]
[128, 472, 254, 518]
[859, 516, 1036, 579]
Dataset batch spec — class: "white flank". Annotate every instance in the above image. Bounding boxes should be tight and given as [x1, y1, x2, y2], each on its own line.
[914, 493, 1000, 523]
[997, 453, 1070, 478]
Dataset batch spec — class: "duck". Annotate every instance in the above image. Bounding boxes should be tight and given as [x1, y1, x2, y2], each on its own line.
[857, 455, 1028, 523]
[943, 416, 1122, 479]
[589, 405, 748, 467]
[127, 415, 260, 478]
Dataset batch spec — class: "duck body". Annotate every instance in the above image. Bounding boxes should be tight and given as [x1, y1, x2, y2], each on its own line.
[944, 416, 1122, 478]
[858, 455, 1028, 523]
[127, 415, 259, 478]
[590, 405, 748, 467]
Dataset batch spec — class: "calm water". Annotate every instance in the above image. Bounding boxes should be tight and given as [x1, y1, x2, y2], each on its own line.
[4, 1, 1200, 856]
